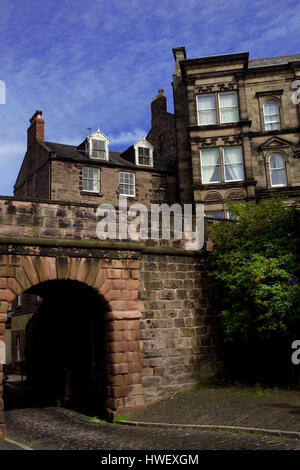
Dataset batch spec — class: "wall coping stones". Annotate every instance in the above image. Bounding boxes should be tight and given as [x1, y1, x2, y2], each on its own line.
[0, 236, 204, 257]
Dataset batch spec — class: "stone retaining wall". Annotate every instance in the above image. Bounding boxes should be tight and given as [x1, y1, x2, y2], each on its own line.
[139, 253, 223, 402]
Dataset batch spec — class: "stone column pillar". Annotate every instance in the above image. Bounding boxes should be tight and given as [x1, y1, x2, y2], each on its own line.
[105, 310, 144, 421]
[102, 259, 144, 421]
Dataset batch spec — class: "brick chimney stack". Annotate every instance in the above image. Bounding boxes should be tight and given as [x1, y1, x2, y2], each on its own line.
[151, 89, 167, 126]
[27, 110, 44, 148]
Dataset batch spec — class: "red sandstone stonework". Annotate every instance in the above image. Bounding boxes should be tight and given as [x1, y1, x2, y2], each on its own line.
[0, 254, 144, 426]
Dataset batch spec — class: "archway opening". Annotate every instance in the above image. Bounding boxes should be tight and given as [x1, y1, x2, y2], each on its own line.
[4, 279, 109, 418]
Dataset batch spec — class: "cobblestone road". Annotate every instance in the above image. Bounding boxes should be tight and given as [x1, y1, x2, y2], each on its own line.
[4, 407, 300, 450]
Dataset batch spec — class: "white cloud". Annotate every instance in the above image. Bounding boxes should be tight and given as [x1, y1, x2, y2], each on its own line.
[109, 129, 147, 146]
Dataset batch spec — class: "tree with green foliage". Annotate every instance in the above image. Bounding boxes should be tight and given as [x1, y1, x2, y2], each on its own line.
[208, 198, 300, 344]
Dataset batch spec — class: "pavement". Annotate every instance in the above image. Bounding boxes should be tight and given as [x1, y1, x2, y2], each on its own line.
[124, 383, 300, 435]
[1, 380, 300, 450]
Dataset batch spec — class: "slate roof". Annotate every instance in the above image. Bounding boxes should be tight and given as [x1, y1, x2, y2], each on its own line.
[44, 141, 137, 169]
[43, 141, 175, 173]
[248, 54, 300, 68]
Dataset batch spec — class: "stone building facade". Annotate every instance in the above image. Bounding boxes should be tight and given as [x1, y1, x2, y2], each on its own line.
[14, 91, 178, 208]
[172, 47, 300, 217]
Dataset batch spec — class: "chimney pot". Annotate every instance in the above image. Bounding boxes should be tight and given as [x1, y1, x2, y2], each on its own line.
[29, 110, 43, 123]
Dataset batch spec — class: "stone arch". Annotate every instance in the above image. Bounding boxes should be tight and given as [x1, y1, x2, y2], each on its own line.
[204, 191, 223, 202]
[0, 253, 144, 428]
[227, 190, 246, 200]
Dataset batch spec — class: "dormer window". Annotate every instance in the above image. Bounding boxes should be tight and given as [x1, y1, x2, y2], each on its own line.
[138, 147, 150, 165]
[87, 127, 110, 161]
[134, 138, 154, 167]
[91, 139, 106, 159]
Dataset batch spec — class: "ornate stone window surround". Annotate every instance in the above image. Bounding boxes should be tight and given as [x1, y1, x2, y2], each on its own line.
[265, 150, 288, 188]
[256, 91, 284, 133]
[260, 136, 291, 189]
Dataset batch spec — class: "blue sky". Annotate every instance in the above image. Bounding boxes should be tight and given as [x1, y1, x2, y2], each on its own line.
[0, 0, 299, 195]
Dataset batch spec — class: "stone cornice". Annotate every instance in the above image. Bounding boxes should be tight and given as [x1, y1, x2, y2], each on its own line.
[192, 179, 257, 191]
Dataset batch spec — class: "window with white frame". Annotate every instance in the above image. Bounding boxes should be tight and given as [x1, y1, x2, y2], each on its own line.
[223, 146, 244, 182]
[269, 153, 287, 187]
[218, 92, 239, 123]
[91, 139, 106, 159]
[119, 172, 135, 196]
[263, 100, 280, 131]
[82, 167, 100, 193]
[137, 147, 151, 166]
[196, 94, 217, 125]
[200, 146, 244, 184]
[197, 91, 239, 126]
[200, 148, 221, 184]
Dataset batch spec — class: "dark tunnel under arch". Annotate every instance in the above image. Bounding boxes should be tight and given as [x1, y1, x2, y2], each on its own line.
[21, 279, 110, 417]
